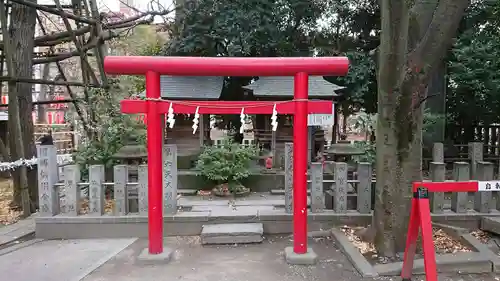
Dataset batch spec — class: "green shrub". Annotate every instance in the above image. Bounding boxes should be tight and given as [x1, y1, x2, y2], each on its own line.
[195, 138, 258, 192]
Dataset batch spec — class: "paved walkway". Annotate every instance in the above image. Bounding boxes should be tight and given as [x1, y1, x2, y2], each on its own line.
[0, 215, 35, 248]
[0, 238, 136, 281]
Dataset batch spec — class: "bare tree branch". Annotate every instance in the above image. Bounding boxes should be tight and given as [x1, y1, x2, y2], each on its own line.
[0, 76, 100, 87]
[9, 0, 95, 24]
[0, 99, 83, 108]
[0, 4, 176, 50]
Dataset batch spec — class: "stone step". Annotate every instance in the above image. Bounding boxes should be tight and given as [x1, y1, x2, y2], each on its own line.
[178, 189, 198, 196]
[201, 223, 264, 245]
[270, 189, 310, 195]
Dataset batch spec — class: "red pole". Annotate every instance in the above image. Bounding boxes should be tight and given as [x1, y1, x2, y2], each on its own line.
[145, 71, 163, 254]
[293, 72, 308, 254]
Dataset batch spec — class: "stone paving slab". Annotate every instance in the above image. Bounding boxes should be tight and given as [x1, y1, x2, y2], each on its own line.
[0, 216, 35, 246]
[0, 238, 136, 281]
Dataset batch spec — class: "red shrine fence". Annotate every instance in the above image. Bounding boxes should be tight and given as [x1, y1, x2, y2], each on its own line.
[103, 56, 349, 256]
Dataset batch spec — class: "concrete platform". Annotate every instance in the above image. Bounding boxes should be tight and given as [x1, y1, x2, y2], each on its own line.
[201, 223, 264, 245]
[482, 216, 500, 235]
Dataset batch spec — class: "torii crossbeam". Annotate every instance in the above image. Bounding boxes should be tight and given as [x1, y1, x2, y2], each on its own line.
[104, 56, 349, 261]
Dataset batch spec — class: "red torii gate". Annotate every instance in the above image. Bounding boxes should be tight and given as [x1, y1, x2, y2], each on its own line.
[104, 56, 349, 258]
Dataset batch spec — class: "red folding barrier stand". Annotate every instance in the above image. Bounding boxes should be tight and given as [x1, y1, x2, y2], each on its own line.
[401, 186, 438, 281]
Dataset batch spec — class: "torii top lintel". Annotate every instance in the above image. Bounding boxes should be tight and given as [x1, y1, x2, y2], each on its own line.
[104, 56, 349, 76]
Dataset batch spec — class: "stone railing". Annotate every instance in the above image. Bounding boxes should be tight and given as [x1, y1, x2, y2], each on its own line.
[37, 144, 178, 217]
[37, 143, 499, 218]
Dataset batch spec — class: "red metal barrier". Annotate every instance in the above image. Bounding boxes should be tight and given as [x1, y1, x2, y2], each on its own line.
[402, 180, 493, 281]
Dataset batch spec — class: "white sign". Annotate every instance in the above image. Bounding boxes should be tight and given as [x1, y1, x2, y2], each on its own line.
[0, 112, 7, 121]
[478, 181, 500, 191]
[308, 103, 335, 126]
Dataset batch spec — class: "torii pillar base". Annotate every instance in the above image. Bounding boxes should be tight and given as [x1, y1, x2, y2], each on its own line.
[284, 246, 318, 265]
[137, 246, 174, 265]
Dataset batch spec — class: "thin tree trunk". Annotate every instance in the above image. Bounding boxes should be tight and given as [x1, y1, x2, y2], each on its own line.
[37, 64, 50, 123]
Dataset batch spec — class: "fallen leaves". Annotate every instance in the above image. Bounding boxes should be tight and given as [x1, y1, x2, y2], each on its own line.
[471, 229, 492, 243]
[340, 225, 471, 259]
[0, 179, 22, 226]
[79, 198, 114, 214]
[433, 228, 471, 253]
[340, 226, 375, 254]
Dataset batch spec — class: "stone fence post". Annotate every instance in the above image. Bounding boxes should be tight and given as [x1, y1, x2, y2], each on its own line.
[163, 144, 178, 215]
[114, 165, 128, 215]
[89, 165, 105, 215]
[356, 163, 372, 214]
[474, 161, 493, 213]
[334, 162, 347, 213]
[310, 162, 324, 213]
[37, 145, 59, 216]
[469, 142, 483, 179]
[284, 142, 293, 214]
[62, 165, 80, 216]
[451, 162, 469, 213]
[429, 162, 445, 213]
[138, 164, 148, 215]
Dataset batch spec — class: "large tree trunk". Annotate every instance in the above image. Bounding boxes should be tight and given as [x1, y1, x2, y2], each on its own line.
[7, 1, 38, 211]
[374, 0, 470, 256]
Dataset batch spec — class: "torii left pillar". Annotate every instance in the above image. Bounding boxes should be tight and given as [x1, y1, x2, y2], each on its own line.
[104, 56, 349, 264]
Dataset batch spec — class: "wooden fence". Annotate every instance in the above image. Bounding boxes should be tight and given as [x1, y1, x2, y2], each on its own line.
[34, 123, 76, 154]
[425, 142, 500, 172]
[446, 124, 500, 153]
[36, 142, 500, 219]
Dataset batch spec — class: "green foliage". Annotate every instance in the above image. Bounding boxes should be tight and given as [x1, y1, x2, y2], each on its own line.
[196, 138, 258, 189]
[316, 0, 379, 53]
[446, 0, 500, 136]
[164, 0, 381, 123]
[351, 109, 443, 165]
[325, 51, 377, 115]
[352, 141, 376, 164]
[422, 109, 446, 145]
[351, 112, 376, 133]
[166, 0, 324, 57]
[73, 82, 146, 177]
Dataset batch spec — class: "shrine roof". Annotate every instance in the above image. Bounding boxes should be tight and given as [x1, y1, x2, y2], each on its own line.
[243, 76, 344, 97]
[139, 76, 224, 100]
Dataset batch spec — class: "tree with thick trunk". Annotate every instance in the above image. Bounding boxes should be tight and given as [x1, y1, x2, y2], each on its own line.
[374, 0, 470, 256]
[7, 0, 38, 211]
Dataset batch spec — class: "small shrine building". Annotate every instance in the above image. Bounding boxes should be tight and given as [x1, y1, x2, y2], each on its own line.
[138, 75, 343, 167]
